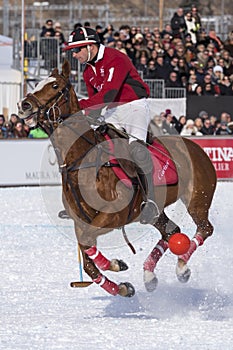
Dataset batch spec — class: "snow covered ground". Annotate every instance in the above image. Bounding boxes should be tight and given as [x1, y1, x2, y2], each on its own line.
[1, 182, 233, 350]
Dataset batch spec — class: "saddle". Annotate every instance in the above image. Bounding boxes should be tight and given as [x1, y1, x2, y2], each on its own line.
[97, 124, 178, 188]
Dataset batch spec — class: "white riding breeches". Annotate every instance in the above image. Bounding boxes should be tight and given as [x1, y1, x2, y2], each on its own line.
[103, 98, 151, 143]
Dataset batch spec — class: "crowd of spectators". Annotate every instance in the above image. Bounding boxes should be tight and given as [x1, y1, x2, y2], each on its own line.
[80, 6, 233, 97]
[2, 5, 233, 139]
[0, 113, 48, 139]
[149, 109, 233, 137]
[36, 7, 233, 97]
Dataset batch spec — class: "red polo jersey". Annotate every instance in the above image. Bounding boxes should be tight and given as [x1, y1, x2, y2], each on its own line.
[79, 45, 150, 111]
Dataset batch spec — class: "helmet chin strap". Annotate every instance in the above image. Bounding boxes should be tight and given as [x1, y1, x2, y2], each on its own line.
[86, 45, 92, 62]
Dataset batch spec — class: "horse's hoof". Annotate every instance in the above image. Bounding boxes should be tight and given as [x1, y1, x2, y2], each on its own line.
[110, 259, 128, 272]
[176, 264, 191, 283]
[118, 282, 135, 297]
[58, 210, 70, 219]
[144, 270, 158, 292]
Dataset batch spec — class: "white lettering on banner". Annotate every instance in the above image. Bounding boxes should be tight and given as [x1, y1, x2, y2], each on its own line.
[25, 171, 51, 180]
[214, 163, 230, 171]
[25, 171, 60, 181]
[204, 147, 233, 162]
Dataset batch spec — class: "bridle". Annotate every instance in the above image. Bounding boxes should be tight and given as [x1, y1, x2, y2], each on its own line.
[24, 76, 72, 131]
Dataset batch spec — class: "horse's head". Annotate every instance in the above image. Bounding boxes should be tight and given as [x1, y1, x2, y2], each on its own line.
[18, 60, 79, 134]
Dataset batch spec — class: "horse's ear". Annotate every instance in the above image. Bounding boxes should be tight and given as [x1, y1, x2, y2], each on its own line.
[62, 60, 71, 79]
[50, 68, 59, 76]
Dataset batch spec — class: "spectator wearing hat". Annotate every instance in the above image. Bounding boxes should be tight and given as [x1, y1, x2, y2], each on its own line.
[212, 65, 224, 85]
[162, 109, 179, 134]
[180, 119, 203, 136]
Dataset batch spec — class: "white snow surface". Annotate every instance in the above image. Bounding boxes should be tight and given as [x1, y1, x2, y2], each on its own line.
[1, 182, 233, 350]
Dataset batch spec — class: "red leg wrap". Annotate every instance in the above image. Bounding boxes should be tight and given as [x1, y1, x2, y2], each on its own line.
[143, 239, 168, 272]
[85, 246, 111, 271]
[93, 274, 119, 296]
[179, 233, 204, 263]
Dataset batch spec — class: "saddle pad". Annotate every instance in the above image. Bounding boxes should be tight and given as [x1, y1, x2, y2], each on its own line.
[104, 135, 178, 188]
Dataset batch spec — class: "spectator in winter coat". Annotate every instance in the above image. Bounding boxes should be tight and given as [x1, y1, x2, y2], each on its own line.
[219, 76, 233, 96]
[171, 8, 187, 40]
[180, 119, 203, 136]
[149, 114, 166, 137]
[200, 119, 215, 135]
[215, 121, 232, 135]
[184, 12, 197, 44]
[165, 71, 182, 87]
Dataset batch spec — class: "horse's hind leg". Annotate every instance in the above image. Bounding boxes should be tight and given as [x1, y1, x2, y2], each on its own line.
[176, 188, 215, 283]
[143, 211, 181, 292]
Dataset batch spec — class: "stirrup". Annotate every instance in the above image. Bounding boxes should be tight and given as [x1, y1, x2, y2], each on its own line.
[140, 200, 159, 225]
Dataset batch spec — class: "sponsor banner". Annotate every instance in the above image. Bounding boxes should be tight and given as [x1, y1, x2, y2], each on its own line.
[0, 139, 61, 186]
[191, 137, 233, 180]
[1, 137, 232, 186]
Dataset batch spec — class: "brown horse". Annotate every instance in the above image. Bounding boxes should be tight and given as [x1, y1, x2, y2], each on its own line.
[18, 61, 217, 297]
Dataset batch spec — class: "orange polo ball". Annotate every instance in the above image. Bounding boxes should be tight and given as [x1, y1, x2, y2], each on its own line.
[168, 233, 190, 255]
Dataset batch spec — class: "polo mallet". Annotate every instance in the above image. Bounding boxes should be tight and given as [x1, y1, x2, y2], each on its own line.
[70, 244, 93, 288]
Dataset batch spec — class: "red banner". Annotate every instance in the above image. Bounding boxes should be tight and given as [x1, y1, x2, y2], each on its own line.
[191, 137, 233, 180]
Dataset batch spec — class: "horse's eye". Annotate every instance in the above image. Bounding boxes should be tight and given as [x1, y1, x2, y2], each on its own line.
[52, 83, 59, 89]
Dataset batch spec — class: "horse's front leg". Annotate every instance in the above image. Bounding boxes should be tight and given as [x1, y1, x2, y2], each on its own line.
[84, 245, 128, 272]
[74, 220, 134, 297]
[79, 244, 135, 297]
